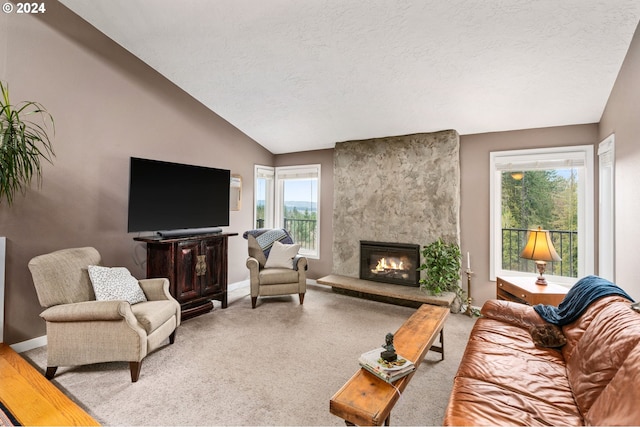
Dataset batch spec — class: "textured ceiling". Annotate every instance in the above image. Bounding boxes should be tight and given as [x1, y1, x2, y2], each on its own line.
[60, 0, 640, 154]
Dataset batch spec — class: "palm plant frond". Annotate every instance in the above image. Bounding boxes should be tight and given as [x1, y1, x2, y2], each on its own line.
[0, 81, 55, 205]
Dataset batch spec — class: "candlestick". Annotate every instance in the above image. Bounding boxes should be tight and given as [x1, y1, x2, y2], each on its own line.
[464, 268, 473, 317]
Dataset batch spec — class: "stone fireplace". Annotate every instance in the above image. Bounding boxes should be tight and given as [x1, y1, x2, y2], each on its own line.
[332, 130, 460, 281]
[360, 241, 420, 287]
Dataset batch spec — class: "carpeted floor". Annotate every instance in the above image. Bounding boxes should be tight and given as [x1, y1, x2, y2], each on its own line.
[22, 282, 476, 426]
[0, 401, 21, 426]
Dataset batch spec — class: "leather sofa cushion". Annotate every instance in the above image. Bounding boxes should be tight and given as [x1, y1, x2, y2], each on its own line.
[566, 300, 640, 417]
[481, 299, 547, 329]
[445, 317, 582, 426]
[585, 340, 640, 426]
[561, 295, 628, 361]
[446, 376, 583, 426]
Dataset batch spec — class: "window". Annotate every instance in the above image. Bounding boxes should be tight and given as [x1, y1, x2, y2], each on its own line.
[254, 165, 274, 229]
[598, 135, 615, 281]
[254, 164, 321, 259]
[490, 146, 594, 284]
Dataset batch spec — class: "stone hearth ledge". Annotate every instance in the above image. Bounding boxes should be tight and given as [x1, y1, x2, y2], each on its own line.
[317, 274, 455, 307]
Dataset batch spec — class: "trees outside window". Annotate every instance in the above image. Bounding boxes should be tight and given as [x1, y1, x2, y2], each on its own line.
[490, 146, 594, 284]
[501, 168, 578, 277]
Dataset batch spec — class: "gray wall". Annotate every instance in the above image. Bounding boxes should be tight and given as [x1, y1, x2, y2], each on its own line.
[599, 21, 640, 299]
[1, 2, 273, 344]
[459, 125, 600, 308]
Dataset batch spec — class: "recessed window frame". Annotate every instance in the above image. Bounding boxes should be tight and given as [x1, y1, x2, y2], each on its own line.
[254, 164, 321, 259]
[598, 134, 615, 281]
[254, 165, 275, 229]
[489, 145, 595, 285]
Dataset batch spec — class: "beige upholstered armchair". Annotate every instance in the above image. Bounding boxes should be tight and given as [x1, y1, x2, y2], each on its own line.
[243, 229, 307, 309]
[28, 247, 181, 382]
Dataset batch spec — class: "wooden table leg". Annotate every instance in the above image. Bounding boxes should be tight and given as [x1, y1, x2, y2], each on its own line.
[429, 328, 445, 361]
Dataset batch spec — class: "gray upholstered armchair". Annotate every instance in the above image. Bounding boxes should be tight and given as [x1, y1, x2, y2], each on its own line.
[28, 247, 181, 382]
[243, 229, 307, 309]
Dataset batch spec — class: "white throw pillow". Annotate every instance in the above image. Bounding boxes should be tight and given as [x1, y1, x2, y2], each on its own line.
[88, 265, 148, 304]
[264, 241, 301, 269]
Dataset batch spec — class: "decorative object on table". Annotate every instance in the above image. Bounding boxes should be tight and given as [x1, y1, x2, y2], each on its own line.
[418, 238, 464, 311]
[519, 227, 561, 285]
[358, 347, 415, 384]
[0, 81, 55, 205]
[380, 332, 397, 362]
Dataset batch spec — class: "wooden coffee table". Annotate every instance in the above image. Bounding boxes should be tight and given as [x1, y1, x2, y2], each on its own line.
[330, 304, 449, 426]
[0, 343, 99, 426]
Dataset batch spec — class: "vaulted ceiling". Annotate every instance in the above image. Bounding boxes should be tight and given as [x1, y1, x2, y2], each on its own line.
[60, 0, 640, 154]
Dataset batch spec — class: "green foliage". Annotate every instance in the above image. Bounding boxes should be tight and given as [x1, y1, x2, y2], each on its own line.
[501, 169, 578, 276]
[284, 205, 316, 220]
[501, 170, 577, 231]
[0, 82, 55, 205]
[418, 238, 463, 297]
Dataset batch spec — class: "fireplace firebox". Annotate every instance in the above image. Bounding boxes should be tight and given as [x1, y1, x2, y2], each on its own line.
[360, 241, 421, 287]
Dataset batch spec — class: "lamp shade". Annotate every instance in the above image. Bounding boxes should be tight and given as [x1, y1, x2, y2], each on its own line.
[520, 227, 561, 262]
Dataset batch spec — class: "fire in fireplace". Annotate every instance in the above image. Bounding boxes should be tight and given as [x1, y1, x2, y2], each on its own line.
[360, 241, 420, 287]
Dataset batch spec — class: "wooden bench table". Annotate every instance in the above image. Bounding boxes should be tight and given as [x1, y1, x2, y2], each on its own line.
[0, 343, 99, 426]
[330, 304, 449, 426]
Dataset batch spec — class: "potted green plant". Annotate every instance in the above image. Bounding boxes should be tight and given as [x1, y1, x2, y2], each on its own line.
[0, 81, 55, 205]
[418, 238, 465, 311]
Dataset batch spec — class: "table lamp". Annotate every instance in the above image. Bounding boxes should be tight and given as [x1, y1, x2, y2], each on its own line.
[520, 227, 561, 285]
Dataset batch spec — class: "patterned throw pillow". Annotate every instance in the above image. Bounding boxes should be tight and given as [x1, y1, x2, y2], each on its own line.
[88, 265, 147, 304]
[255, 229, 294, 257]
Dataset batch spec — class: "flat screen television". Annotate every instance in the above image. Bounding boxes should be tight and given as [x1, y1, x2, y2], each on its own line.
[127, 157, 230, 236]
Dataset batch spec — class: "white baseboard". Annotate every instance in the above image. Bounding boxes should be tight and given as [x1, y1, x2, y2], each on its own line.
[228, 279, 249, 291]
[11, 335, 47, 353]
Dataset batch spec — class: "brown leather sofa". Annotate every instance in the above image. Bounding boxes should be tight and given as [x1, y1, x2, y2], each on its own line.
[444, 295, 640, 426]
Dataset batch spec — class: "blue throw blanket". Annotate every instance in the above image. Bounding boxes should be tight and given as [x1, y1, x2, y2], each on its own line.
[534, 275, 635, 326]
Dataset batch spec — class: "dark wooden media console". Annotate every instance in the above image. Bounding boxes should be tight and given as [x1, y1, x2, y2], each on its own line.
[134, 232, 237, 319]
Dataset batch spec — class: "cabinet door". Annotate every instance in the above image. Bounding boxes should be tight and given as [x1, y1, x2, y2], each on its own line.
[201, 238, 224, 296]
[175, 240, 201, 302]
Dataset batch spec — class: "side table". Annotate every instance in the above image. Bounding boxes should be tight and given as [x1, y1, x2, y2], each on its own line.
[496, 276, 568, 306]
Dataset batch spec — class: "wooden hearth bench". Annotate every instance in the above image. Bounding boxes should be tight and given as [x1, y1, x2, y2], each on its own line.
[0, 343, 99, 426]
[330, 304, 449, 426]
